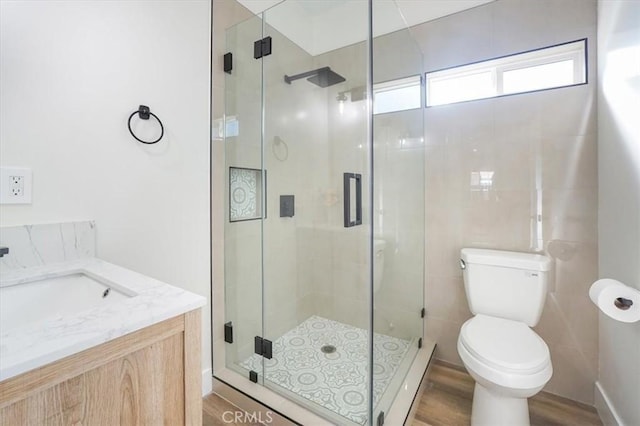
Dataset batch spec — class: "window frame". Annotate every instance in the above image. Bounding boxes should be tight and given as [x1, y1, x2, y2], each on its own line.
[372, 74, 423, 115]
[425, 38, 588, 107]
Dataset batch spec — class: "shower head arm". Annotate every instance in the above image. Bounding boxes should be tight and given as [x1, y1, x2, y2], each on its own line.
[284, 67, 331, 84]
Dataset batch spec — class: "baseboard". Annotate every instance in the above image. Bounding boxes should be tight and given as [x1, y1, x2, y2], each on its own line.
[595, 381, 623, 426]
[202, 368, 213, 396]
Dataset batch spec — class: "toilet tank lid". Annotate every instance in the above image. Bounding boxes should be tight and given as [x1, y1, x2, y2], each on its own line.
[461, 248, 551, 271]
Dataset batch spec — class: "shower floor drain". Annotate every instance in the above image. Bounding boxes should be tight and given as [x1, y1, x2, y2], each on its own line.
[321, 345, 337, 354]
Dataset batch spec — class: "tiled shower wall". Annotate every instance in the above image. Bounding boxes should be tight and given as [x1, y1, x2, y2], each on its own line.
[414, 0, 599, 404]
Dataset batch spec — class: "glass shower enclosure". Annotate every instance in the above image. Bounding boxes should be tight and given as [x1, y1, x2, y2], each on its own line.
[222, 1, 425, 424]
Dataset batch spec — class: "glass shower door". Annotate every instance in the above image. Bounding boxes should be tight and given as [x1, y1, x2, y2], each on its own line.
[260, 2, 373, 424]
[370, 1, 426, 420]
[223, 14, 265, 384]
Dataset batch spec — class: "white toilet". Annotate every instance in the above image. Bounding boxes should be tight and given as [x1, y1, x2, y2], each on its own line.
[457, 248, 553, 426]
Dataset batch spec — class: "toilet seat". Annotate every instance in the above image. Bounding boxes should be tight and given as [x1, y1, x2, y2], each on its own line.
[458, 314, 552, 391]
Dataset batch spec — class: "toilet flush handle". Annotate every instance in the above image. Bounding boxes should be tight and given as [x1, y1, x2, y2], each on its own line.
[460, 259, 466, 270]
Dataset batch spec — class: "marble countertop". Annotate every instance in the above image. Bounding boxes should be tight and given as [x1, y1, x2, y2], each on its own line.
[0, 257, 206, 381]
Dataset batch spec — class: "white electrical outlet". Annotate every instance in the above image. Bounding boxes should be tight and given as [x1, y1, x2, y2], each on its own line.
[0, 167, 32, 204]
[10, 175, 24, 197]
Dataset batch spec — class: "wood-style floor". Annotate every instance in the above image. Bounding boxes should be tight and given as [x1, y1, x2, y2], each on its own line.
[413, 360, 602, 426]
[203, 393, 262, 426]
[203, 360, 603, 426]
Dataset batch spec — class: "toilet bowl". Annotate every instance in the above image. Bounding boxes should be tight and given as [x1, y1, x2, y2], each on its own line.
[458, 248, 553, 426]
[458, 314, 552, 425]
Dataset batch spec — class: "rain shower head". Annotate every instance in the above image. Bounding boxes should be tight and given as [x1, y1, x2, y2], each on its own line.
[284, 66, 346, 88]
[307, 67, 346, 87]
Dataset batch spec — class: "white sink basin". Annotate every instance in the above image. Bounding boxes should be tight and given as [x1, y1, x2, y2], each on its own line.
[0, 271, 135, 333]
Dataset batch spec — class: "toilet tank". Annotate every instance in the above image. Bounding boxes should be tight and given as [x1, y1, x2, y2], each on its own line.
[461, 248, 551, 327]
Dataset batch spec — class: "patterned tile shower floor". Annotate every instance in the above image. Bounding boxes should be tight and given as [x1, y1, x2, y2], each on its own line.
[240, 316, 411, 424]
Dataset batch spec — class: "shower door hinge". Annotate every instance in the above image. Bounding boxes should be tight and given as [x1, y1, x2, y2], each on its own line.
[254, 36, 272, 59]
[254, 336, 273, 359]
[223, 52, 232, 74]
[224, 321, 233, 344]
[418, 338, 423, 349]
[377, 411, 384, 426]
[249, 370, 258, 383]
[421, 307, 426, 318]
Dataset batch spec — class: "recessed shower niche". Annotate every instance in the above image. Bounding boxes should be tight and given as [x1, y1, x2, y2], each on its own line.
[229, 167, 264, 222]
[218, 1, 433, 424]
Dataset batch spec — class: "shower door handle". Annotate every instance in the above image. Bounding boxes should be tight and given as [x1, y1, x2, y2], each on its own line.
[343, 172, 362, 228]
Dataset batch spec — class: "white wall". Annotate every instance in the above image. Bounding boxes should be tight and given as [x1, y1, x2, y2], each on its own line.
[0, 0, 212, 391]
[596, 1, 640, 424]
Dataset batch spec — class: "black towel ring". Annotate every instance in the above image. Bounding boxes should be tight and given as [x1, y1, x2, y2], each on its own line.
[128, 105, 164, 144]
